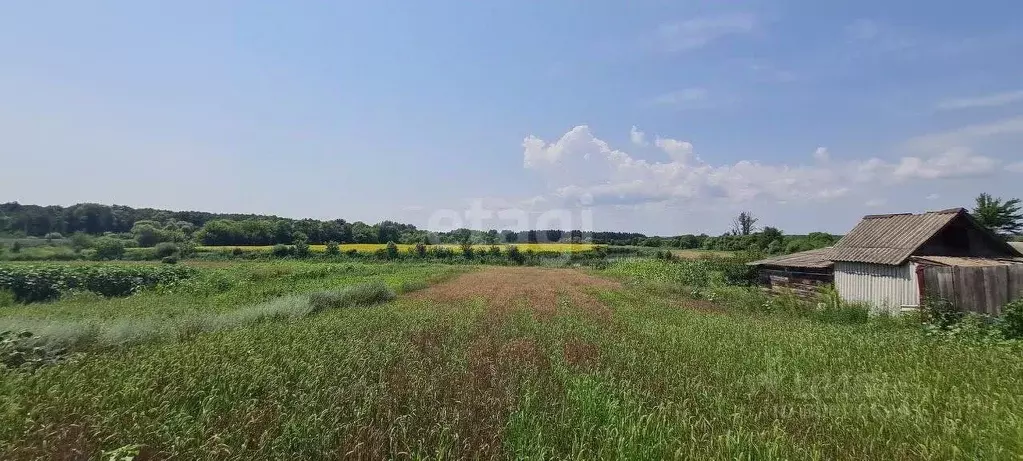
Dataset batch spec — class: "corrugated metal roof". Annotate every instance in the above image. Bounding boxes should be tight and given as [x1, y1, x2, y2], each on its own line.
[832, 208, 963, 265]
[747, 247, 835, 268]
[1011, 242, 1023, 253]
[832, 208, 1022, 265]
[912, 255, 1023, 267]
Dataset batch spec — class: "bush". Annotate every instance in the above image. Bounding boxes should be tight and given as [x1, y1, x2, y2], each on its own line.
[325, 241, 341, 256]
[271, 244, 292, 258]
[154, 242, 179, 258]
[70, 233, 93, 252]
[386, 241, 399, 259]
[307, 282, 396, 313]
[92, 238, 126, 260]
[414, 242, 427, 258]
[922, 297, 962, 330]
[294, 240, 311, 258]
[506, 245, 524, 265]
[161, 256, 179, 264]
[11, 242, 22, 253]
[460, 241, 474, 259]
[998, 298, 1023, 340]
[232, 247, 244, 256]
[43, 232, 64, 242]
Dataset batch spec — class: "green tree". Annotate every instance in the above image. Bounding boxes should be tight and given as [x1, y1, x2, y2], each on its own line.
[93, 237, 126, 260]
[972, 193, 1023, 237]
[325, 241, 341, 256]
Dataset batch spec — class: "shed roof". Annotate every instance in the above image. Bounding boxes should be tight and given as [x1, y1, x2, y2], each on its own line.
[911, 255, 1023, 267]
[831, 208, 1021, 265]
[747, 247, 835, 269]
[1011, 242, 1023, 253]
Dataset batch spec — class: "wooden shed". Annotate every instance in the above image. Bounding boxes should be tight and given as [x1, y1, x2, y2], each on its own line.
[747, 247, 835, 297]
[831, 208, 1023, 314]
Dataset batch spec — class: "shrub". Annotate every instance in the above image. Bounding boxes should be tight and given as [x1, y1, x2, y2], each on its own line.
[70, 233, 93, 252]
[92, 238, 126, 260]
[922, 297, 962, 330]
[307, 282, 396, 313]
[271, 244, 292, 258]
[507, 245, 524, 265]
[232, 247, 244, 256]
[346, 249, 358, 257]
[325, 241, 341, 256]
[43, 232, 64, 242]
[488, 245, 501, 257]
[154, 242, 179, 258]
[294, 240, 311, 258]
[414, 242, 427, 258]
[161, 256, 179, 264]
[460, 241, 474, 259]
[11, 241, 22, 253]
[386, 241, 399, 259]
[998, 298, 1023, 340]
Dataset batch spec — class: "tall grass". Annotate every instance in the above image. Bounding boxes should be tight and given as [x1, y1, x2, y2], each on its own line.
[2, 262, 1022, 459]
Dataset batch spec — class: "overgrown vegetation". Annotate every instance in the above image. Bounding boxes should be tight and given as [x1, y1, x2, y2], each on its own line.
[0, 264, 196, 303]
[1, 261, 1022, 459]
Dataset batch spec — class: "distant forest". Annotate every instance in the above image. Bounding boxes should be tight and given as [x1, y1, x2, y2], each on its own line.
[0, 202, 837, 253]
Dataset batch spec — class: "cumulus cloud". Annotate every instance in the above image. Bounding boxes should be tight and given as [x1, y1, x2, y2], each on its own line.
[521, 125, 1004, 208]
[813, 147, 830, 161]
[925, 193, 940, 200]
[652, 14, 756, 53]
[1008, 162, 1023, 173]
[629, 126, 648, 146]
[865, 198, 887, 207]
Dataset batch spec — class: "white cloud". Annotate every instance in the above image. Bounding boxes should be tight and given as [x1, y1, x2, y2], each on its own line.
[629, 126, 648, 146]
[813, 147, 830, 161]
[521, 125, 1006, 208]
[865, 198, 887, 207]
[647, 88, 710, 107]
[925, 193, 940, 200]
[652, 14, 756, 53]
[1007, 162, 1023, 173]
[937, 90, 1023, 110]
[904, 116, 1023, 152]
[655, 137, 695, 163]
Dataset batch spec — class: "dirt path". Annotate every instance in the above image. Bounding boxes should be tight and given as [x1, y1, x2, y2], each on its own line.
[408, 266, 620, 319]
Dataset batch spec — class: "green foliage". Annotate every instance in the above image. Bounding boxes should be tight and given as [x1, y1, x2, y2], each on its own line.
[385, 241, 399, 259]
[307, 281, 396, 313]
[921, 297, 963, 330]
[161, 255, 179, 265]
[271, 244, 293, 258]
[506, 245, 524, 264]
[10, 241, 21, 253]
[294, 239, 311, 258]
[325, 241, 341, 256]
[70, 233, 93, 252]
[43, 232, 63, 242]
[414, 242, 427, 258]
[0, 289, 14, 307]
[998, 298, 1023, 340]
[0, 264, 196, 303]
[154, 242, 179, 258]
[460, 241, 474, 259]
[232, 246, 245, 256]
[972, 192, 1023, 236]
[92, 237, 126, 260]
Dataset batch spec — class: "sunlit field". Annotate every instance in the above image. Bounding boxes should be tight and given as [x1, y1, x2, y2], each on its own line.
[2, 260, 1022, 459]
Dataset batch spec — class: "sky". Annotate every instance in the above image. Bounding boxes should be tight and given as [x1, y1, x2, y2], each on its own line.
[2, 1, 1023, 235]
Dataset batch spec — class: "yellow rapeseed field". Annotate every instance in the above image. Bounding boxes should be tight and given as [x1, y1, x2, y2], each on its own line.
[195, 243, 601, 254]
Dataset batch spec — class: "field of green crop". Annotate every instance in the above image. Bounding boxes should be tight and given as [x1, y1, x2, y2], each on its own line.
[2, 260, 1023, 459]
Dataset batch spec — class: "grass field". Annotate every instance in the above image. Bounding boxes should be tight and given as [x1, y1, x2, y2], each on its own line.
[2, 260, 1023, 459]
[195, 243, 601, 254]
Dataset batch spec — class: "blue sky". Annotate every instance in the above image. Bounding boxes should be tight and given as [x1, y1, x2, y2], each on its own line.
[2, 1, 1022, 235]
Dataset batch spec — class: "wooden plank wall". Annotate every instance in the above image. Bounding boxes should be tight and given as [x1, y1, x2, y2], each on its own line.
[922, 264, 1023, 315]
